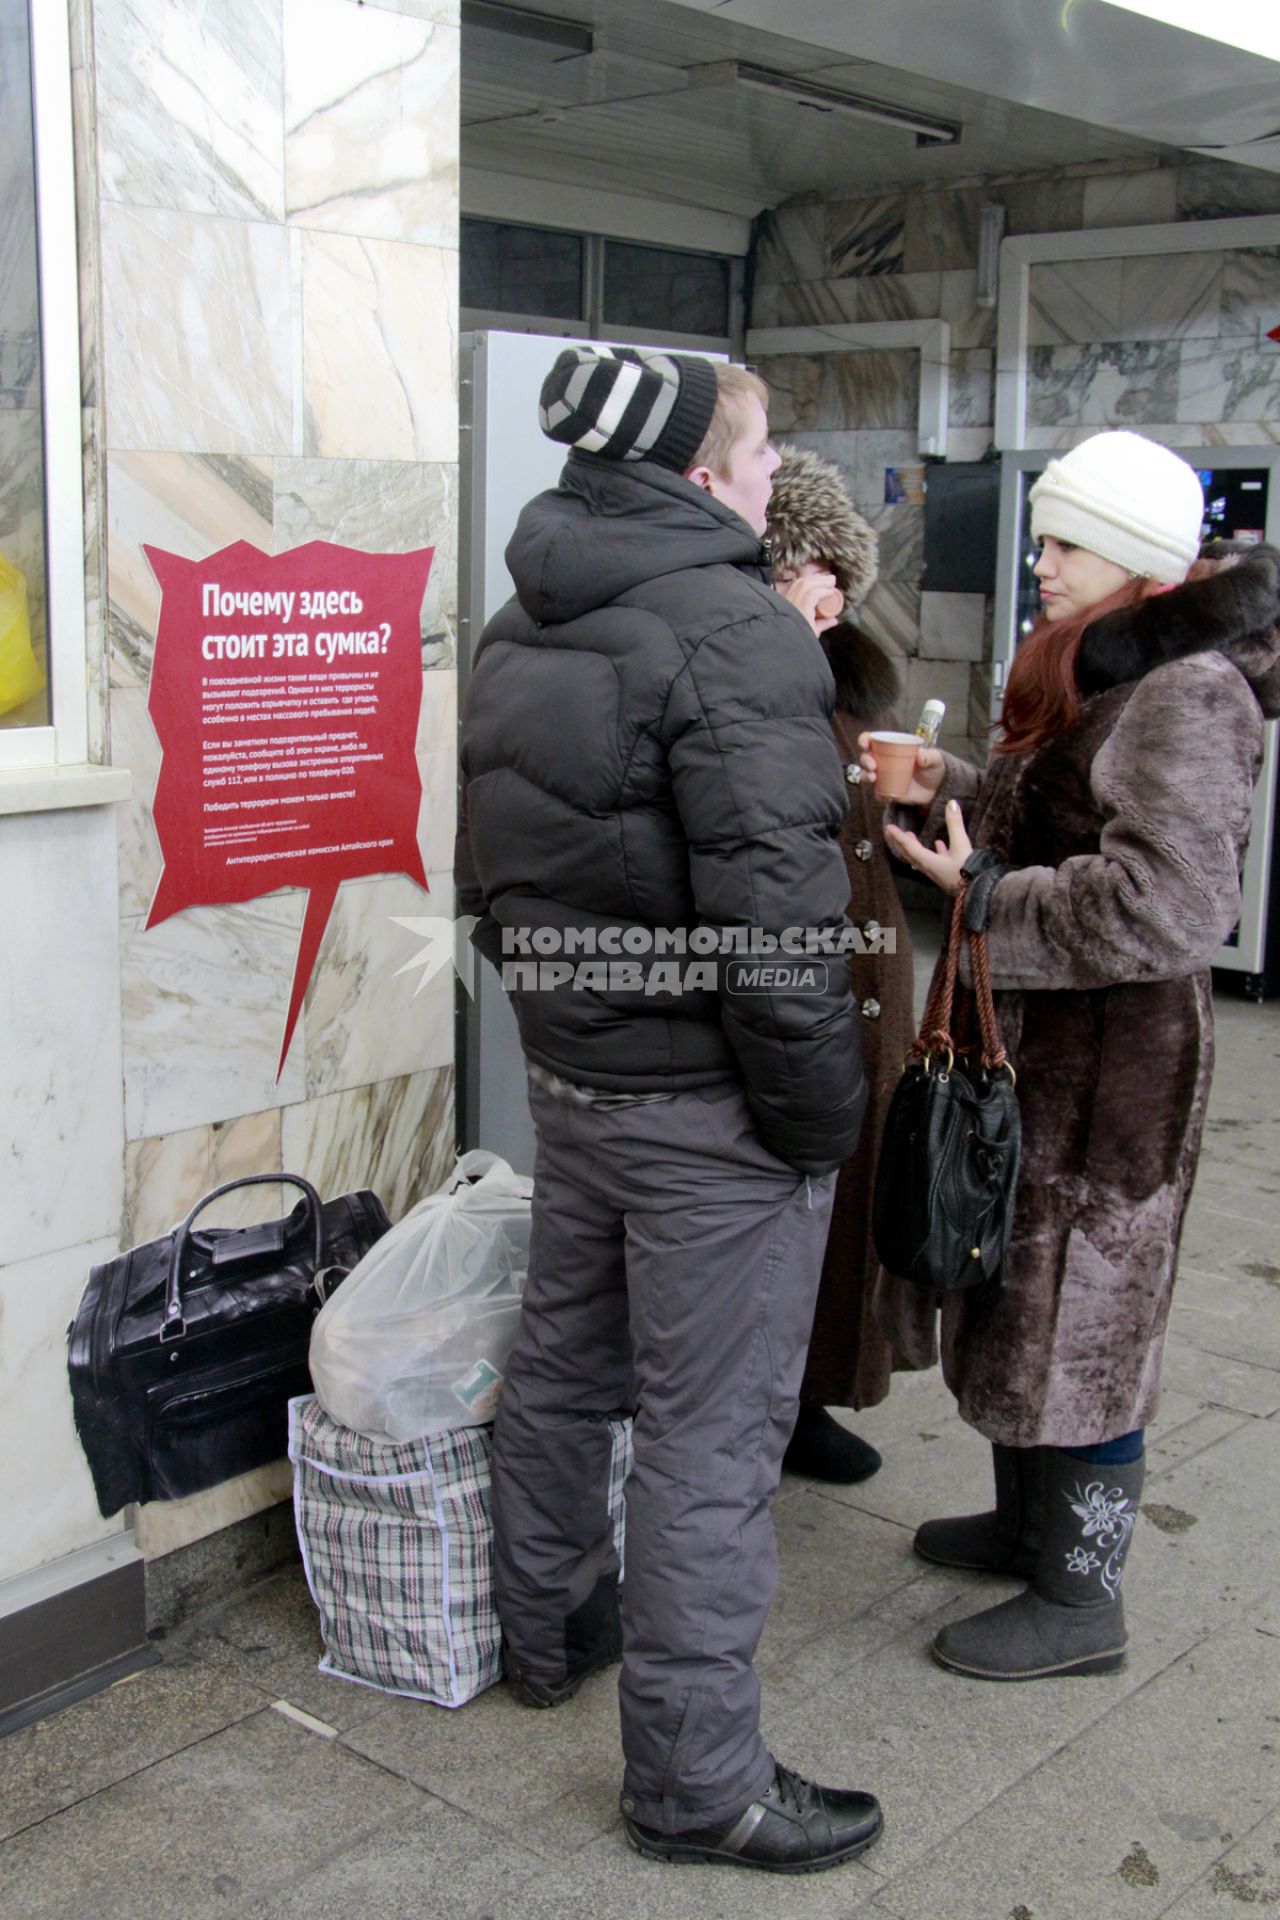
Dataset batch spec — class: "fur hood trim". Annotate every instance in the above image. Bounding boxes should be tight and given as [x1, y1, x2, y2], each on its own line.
[823, 621, 901, 725]
[1077, 543, 1280, 717]
[767, 446, 879, 606]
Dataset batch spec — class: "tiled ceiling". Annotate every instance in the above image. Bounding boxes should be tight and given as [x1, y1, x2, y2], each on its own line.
[461, 0, 1181, 217]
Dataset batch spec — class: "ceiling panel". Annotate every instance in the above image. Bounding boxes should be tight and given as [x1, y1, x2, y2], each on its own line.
[461, 0, 1181, 214]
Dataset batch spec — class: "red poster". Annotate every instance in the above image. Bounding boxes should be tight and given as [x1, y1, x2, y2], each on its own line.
[145, 538, 435, 1074]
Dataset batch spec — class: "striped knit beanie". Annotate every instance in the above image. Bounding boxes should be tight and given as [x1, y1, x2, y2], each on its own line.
[538, 345, 718, 473]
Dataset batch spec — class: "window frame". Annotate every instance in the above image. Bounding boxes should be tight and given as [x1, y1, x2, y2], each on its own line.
[1, 0, 89, 772]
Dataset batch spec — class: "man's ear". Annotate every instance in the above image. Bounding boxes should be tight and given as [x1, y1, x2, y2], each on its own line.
[685, 462, 716, 493]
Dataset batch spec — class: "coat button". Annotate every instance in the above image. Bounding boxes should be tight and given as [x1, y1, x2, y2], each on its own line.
[854, 838, 873, 861]
[863, 918, 881, 940]
[845, 762, 863, 785]
[862, 997, 881, 1019]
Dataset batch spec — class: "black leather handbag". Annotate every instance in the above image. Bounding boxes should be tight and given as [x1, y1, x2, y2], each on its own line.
[68, 1173, 391, 1516]
[873, 879, 1021, 1294]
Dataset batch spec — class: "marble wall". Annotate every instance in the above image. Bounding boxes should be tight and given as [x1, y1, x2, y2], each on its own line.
[1, 0, 461, 1584]
[752, 157, 1280, 756]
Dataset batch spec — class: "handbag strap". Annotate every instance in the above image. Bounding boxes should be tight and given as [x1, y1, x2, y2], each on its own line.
[909, 881, 1010, 1074]
[911, 888, 963, 1064]
[968, 922, 1009, 1074]
[163, 1173, 324, 1340]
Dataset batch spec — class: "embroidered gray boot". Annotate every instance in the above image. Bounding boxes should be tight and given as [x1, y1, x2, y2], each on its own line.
[913, 1444, 1042, 1579]
[931, 1448, 1144, 1681]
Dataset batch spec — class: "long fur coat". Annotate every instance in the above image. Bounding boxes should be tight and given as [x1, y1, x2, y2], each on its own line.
[768, 445, 918, 1409]
[876, 548, 1280, 1446]
[803, 622, 917, 1408]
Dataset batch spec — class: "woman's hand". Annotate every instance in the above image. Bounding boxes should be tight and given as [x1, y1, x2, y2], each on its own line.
[858, 735, 946, 810]
[779, 569, 843, 635]
[884, 799, 971, 895]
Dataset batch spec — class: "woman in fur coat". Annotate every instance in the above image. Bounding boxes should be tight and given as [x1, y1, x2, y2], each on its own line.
[767, 447, 916, 1484]
[868, 430, 1280, 1681]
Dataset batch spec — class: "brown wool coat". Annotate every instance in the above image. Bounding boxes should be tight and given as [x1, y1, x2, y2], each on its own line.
[800, 624, 916, 1409]
[876, 551, 1280, 1446]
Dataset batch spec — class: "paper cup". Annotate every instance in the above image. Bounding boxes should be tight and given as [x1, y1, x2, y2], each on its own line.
[868, 730, 921, 801]
[816, 588, 845, 620]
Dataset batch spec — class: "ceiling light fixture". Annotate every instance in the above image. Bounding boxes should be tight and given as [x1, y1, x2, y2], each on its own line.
[688, 61, 961, 148]
[461, 1, 593, 58]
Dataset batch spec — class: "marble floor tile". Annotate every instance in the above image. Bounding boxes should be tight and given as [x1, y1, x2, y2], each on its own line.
[864, 1610, 1279, 1920]
[238, 1799, 552, 1920]
[0, 1708, 426, 1920]
[181, 1565, 391, 1735]
[0, 1654, 267, 1843]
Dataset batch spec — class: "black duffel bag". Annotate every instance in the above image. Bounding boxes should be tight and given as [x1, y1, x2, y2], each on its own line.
[873, 876, 1021, 1294]
[68, 1173, 391, 1515]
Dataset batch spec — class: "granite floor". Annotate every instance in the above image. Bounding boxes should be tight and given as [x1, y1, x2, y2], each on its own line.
[3, 936, 1279, 1919]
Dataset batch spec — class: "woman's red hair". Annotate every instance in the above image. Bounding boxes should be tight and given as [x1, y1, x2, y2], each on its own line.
[996, 572, 1196, 756]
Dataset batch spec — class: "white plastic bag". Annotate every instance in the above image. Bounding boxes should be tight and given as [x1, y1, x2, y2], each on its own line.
[309, 1150, 532, 1443]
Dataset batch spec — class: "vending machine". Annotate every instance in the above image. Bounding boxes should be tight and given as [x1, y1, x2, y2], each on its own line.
[992, 447, 1280, 999]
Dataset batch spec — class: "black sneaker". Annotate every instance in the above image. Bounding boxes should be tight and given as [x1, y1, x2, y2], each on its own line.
[622, 1763, 883, 1873]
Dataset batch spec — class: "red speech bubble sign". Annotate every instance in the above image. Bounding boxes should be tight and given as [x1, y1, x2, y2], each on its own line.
[144, 539, 435, 1076]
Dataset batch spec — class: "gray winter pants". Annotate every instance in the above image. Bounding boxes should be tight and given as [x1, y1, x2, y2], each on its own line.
[490, 1076, 836, 1834]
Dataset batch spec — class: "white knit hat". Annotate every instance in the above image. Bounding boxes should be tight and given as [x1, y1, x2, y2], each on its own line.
[1029, 431, 1204, 585]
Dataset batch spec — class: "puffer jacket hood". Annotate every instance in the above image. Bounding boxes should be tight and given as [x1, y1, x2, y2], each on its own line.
[506, 451, 767, 626]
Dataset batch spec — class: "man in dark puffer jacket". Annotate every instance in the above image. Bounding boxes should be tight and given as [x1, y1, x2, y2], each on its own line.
[455, 347, 879, 1874]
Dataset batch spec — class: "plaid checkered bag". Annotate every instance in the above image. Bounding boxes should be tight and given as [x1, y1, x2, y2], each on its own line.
[289, 1395, 632, 1708]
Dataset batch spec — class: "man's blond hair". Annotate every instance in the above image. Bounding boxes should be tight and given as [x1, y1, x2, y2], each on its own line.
[688, 364, 769, 477]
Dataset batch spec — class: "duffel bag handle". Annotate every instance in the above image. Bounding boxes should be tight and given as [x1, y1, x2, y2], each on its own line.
[162, 1173, 324, 1341]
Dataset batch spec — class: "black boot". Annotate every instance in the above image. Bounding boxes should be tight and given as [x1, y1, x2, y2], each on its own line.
[783, 1405, 882, 1484]
[931, 1447, 1144, 1681]
[505, 1574, 623, 1708]
[913, 1444, 1042, 1578]
[623, 1762, 883, 1874]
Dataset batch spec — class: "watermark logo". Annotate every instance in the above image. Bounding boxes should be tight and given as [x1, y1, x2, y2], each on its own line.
[391, 913, 891, 998]
[391, 912, 479, 998]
